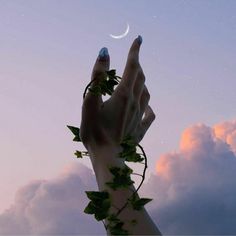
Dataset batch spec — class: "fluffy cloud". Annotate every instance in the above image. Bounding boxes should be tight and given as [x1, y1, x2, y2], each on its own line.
[1, 120, 236, 234]
[0, 163, 104, 234]
[214, 120, 236, 153]
[141, 120, 236, 234]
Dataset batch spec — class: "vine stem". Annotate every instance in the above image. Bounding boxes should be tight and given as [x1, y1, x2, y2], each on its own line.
[82, 71, 121, 100]
[83, 79, 96, 99]
[102, 220, 107, 230]
[131, 173, 143, 177]
[114, 144, 147, 217]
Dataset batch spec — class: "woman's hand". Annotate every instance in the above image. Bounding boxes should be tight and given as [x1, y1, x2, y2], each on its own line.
[80, 36, 156, 151]
[79, 36, 162, 235]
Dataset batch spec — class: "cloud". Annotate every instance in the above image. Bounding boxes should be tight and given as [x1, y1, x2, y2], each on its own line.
[0, 162, 104, 234]
[1, 119, 236, 234]
[141, 120, 236, 234]
[214, 120, 236, 154]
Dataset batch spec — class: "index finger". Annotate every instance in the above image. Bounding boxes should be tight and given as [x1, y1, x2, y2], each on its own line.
[120, 35, 142, 89]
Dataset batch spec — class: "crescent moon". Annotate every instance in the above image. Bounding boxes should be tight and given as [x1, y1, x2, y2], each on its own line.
[109, 23, 130, 39]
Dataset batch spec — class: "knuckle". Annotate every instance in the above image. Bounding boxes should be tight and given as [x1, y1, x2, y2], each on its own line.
[145, 90, 150, 101]
[142, 85, 150, 101]
[150, 112, 156, 121]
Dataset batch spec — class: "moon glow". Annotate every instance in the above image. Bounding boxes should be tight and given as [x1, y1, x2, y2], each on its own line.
[109, 23, 130, 39]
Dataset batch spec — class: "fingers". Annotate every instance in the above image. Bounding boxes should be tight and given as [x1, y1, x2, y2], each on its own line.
[84, 47, 110, 109]
[123, 68, 145, 135]
[139, 84, 150, 117]
[139, 105, 156, 140]
[133, 67, 145, 101]
[119, 36, 142, 89]
[141, 105, 156, 128]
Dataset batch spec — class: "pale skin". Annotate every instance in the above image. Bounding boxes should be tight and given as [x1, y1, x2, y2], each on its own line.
[80, 36, 162, 235]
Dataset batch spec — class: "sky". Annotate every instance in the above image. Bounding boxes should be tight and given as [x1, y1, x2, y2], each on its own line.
[0, 0, 236, 234]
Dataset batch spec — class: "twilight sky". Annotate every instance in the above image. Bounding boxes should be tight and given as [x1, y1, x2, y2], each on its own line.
[0, 0, 236, 234]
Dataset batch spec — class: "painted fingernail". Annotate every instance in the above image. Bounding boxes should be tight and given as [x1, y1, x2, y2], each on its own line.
[98, 47, 109, 60]
[137, 35, 142, 45]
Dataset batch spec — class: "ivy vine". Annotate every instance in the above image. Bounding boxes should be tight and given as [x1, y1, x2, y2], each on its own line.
[67, 69, 152, 235]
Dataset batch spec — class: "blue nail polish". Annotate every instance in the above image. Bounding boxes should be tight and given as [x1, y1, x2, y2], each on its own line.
[98, 47, 109, 60]
[137, 35, 142, 45]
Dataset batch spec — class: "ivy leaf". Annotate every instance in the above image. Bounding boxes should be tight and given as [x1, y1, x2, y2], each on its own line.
[119, 149, 144, 163]
[88, 85, 102, 96]
[84, 201, 95, 214]
[129, 197, 153, 211]
[84, 191, 111, 221]
[67, 125, 80, 136]
[119, 136, 144, 163]
[121, 135, 136, 148]
[85, 191, 109, 201]
[74, 150, 83, 158]
[106, 166, 134, 190]
[108, 222, 129, 235]
[87, 69, 121, 97]
[125, 153, 144, 162]
[84, 201, 110, 221]
[107, 79, 118, 88]
[106, 69, 116, 78]
[107, 215, 129, 235]
[67, 125, 81, 142]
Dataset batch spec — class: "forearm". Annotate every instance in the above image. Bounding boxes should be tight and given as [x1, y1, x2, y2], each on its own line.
[88, 144, 162, 235]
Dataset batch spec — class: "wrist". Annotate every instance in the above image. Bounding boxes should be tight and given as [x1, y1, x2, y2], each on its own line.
[87, 144, 126, 191]
[87, 144, 124, 166]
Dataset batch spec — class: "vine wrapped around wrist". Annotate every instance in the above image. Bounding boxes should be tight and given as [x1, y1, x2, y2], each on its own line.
[67, 69, 152, 235]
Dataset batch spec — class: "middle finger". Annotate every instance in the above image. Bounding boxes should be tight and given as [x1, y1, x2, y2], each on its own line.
[118, 36, 142, 90]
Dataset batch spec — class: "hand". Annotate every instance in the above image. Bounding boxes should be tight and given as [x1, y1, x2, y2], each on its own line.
[80, 36, 156, 151]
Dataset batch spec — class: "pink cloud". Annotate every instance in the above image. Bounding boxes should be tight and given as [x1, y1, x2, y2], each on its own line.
[214, 120, 236, 154]
[141, 119, 236, 234]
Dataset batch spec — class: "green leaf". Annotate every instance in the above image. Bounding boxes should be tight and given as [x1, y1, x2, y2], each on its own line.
[73, 136, 81, 142]
[107, 215, 129, 235]
[84, 201, 96, 214]
[119, 136, 144, 163]
[107, 214, 120, 223]
[106, 69, 116, 77]
[108, 222, 129, 235]
[87, 69, 121, 97]
[106, 166, 134, 190]
[123, 152, 144, 163]
[67, 125, 81, 142]
[67, 125, 80, 136]
[107, 79, 118, 86]
[88, 86, 102, 96]
[121, 135, 136, 148]
[84, 191, 111, 221]
[85, 191, 109, 201]
[74, 150, 83, 158]
[129, 197, 153, 211]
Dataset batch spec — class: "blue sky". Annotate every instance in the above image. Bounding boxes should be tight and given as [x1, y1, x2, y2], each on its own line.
[0, 0, 236, 217]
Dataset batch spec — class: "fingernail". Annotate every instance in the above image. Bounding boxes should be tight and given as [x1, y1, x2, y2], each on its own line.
[137, 35, 142, 45]
[98, 47, 109, 60]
